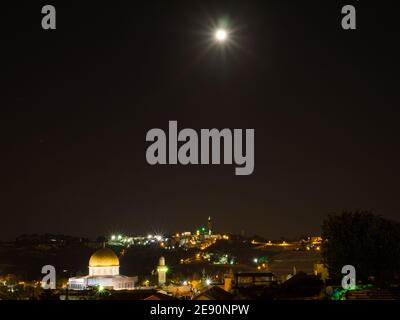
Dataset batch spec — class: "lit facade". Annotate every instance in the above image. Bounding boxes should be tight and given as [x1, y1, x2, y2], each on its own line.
[157, 256, 167, 286]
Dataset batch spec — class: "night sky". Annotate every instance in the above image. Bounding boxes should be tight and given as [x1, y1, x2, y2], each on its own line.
[2, 1, 399, 240]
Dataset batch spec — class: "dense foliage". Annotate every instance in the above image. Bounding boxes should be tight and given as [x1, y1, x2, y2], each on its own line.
[322, 211, 400, 285]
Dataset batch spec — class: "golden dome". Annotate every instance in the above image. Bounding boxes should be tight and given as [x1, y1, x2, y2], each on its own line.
[89, 248, 119, 267]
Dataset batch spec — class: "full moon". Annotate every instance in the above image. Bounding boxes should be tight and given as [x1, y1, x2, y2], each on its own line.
[215, 29, 228, 42]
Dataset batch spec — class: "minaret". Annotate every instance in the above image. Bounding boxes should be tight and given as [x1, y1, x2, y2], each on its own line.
[208, 216, 212, 235]
[157, 256, 168, 286]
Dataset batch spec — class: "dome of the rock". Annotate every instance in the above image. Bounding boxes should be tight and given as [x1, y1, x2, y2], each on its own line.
[89, 247, 120, 267]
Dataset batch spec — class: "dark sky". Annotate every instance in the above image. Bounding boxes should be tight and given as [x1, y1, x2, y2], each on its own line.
[1, 1, 399, 240]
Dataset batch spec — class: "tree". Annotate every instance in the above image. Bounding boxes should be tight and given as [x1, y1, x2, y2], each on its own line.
[321, 211, 400, 286]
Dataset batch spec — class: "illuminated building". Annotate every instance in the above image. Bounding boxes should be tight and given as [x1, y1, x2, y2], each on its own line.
[157, 256, 168, 286]
[233, 272, 275, 288]
[68, 247, 137, 290]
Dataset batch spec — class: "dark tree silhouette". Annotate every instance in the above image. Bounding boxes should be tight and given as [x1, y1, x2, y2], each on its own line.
[322, 211, 400, 286]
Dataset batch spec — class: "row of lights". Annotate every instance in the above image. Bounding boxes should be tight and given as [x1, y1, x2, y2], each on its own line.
[110, 234, 165, 242]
